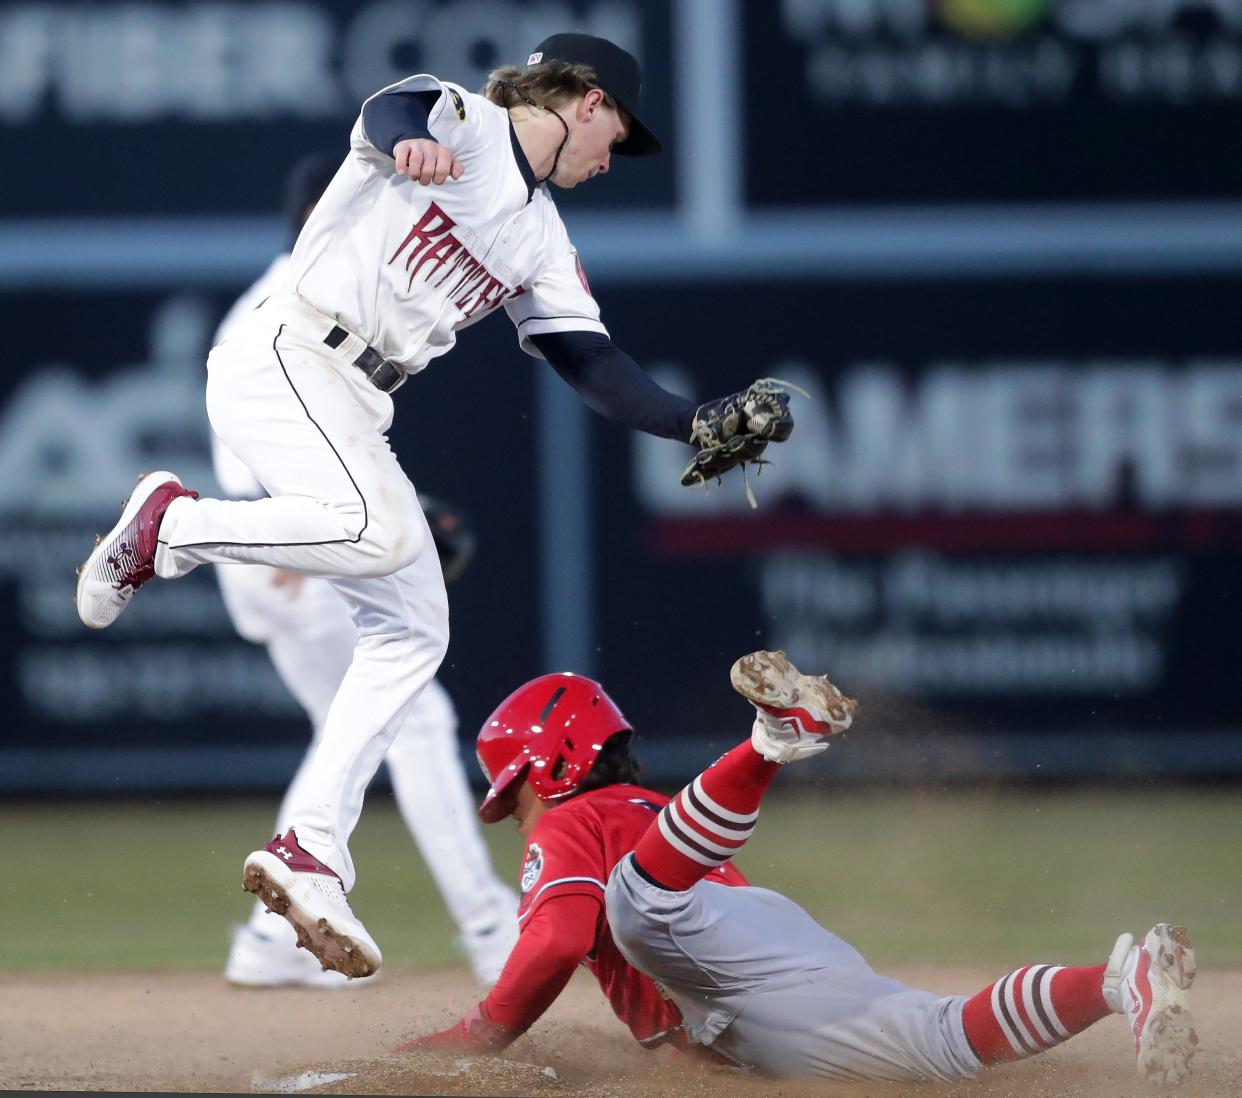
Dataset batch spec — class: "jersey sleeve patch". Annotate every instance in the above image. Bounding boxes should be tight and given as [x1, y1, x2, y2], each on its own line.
[448, 87, 467, 122]
[520, 842, 543, 894]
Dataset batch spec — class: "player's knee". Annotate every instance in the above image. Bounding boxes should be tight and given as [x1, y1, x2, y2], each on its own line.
[352, 544, 412, 577]
[348, 513, 428, 577]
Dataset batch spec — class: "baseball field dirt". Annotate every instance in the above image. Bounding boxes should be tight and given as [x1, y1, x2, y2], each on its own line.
[4, 964, 1239, 1096]
[6, 792, 1239, 1095]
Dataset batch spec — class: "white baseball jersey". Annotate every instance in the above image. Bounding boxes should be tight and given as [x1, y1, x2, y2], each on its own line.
[287, 75, 607, 371]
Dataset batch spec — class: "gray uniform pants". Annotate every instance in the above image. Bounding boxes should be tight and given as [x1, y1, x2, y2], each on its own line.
[605, 857, 983, 1083]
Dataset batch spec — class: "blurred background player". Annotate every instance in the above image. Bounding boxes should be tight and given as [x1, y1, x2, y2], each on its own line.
[214, 155, 518, 989]
[401, 653, 1199, 1086]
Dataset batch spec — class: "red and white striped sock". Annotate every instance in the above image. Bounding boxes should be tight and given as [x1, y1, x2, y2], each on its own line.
[961, 963, 1111, 1064]
[631, 740, 779, 891]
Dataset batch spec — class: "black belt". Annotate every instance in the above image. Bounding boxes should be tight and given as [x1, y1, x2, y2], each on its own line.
[323, 325, 406, 393]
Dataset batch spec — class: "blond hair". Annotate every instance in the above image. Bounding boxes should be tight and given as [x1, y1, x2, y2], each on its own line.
[481, 61, 617, 113]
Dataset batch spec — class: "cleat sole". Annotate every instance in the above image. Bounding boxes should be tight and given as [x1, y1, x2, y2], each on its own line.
[241, 857, 379, 980]
[731, 650, 857, 727]
[243, 863, 291, 917]
[1135, 924, 1198, 1084]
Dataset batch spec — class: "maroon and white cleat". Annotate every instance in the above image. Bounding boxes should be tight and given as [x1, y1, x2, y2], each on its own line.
[242, 828, 382, 980]
[730, 650, 857, 763]
[74, 471, 197, 629]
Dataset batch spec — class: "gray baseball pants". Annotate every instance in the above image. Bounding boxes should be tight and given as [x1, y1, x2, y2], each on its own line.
[605, 855, 983, 1082]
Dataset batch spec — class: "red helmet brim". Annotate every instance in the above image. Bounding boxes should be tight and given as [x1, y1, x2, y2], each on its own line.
[478, 760, 529, 822]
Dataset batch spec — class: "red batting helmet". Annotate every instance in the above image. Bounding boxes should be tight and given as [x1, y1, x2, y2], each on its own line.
[476, 672, 631, 822]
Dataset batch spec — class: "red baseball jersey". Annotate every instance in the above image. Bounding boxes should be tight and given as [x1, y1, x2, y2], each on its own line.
[515, 783, 748, 1045]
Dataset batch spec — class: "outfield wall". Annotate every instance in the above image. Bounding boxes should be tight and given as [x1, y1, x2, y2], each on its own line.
[1, 271, 1240, 791]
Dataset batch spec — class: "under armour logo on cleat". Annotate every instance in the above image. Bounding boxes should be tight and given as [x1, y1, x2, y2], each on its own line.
[276, 845, 293, 861]
[106, 544, 135, 569]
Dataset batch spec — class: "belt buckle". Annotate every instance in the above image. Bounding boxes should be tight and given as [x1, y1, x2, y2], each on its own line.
[353, 344, 405, 393]
[369, 359, 405, 394]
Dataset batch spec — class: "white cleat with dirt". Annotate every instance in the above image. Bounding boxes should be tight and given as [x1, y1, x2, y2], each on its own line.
[730, 650, 857, 764]
[1104, 923, 1198, 1085]
[242, 828, 382, 980]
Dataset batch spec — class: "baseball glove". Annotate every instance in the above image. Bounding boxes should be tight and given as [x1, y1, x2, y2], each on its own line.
[420, 495, 477, 583]
[681, 378, 802, 508]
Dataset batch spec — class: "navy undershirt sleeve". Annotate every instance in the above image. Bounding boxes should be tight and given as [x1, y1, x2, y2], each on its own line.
[531, 331, 696, 442]
[362, 90, 441, 156]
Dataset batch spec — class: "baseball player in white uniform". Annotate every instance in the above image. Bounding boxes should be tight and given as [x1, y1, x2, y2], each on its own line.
[75, 34, 794, 979]
[214, 157, 518, 988]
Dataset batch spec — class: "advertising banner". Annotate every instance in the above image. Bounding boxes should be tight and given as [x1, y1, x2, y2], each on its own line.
[2, 271, 1238, 787]
[746, 1, 1242, 204]
[0, 285, 541, 784]
[0, 0, 673, 216]
[592, 273, 1242, 774]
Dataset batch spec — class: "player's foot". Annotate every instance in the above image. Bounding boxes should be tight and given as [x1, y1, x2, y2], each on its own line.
[459, 894, 520, 986]
[225, 923, 359, 989]
[730, 650, 857, 764]
[75, 471, 198, 629]
[1102, 923, 1198, 1084]
[242, 829, 382, 980]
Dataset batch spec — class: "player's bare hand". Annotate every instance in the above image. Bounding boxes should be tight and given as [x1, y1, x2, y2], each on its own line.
[394, 138, 463, 185]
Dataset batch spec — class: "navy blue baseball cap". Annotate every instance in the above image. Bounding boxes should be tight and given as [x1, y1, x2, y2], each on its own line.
[525, 33, 662, 157]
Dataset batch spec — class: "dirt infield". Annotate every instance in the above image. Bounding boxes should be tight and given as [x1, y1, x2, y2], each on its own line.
[4, 966, 1240, 1096]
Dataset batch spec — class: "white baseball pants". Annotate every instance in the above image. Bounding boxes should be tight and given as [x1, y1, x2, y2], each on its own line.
[156, 293, 449, 889]
[214, 548, 517, 938]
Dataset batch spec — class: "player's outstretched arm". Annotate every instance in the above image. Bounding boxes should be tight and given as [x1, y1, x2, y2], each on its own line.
[531, 330, 697, 440]
[394, 893, 599, 1053]
[530, 331, 798, 503]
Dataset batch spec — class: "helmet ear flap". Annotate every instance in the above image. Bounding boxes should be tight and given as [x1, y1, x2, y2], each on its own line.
[531, 741, 574, 800]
